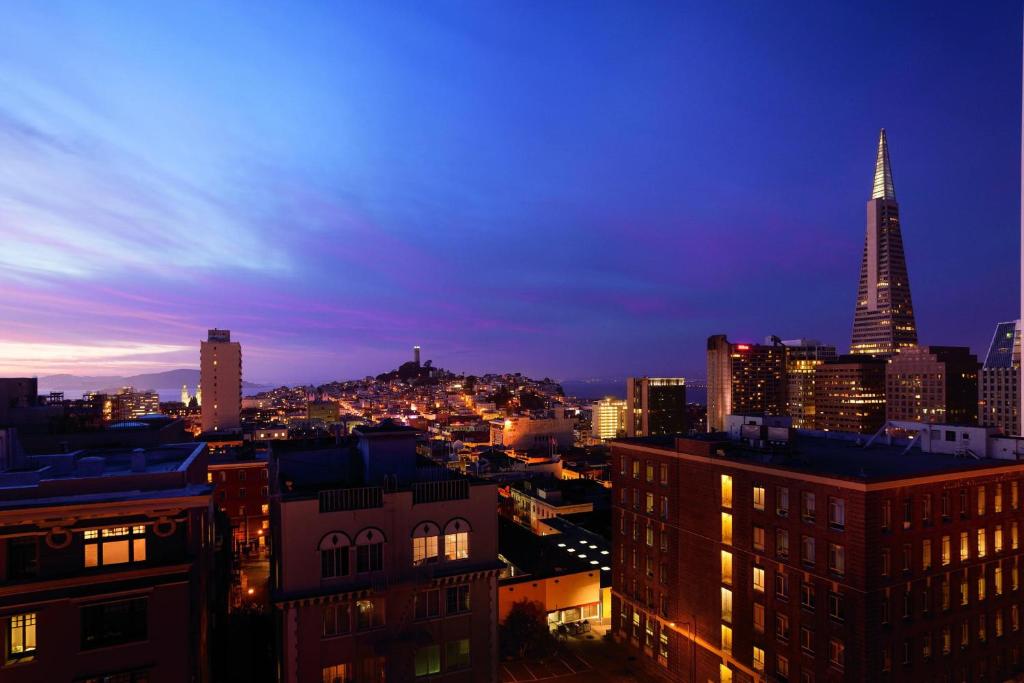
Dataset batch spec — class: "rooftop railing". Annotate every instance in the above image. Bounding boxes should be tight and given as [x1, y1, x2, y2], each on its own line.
[319, 486, 383, 513]
[412, 478, 469, 505]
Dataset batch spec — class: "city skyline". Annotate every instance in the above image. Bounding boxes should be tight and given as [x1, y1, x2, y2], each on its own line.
[1, 2, 1021, 384]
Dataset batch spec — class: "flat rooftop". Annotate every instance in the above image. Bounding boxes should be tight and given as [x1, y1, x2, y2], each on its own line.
[616, 432, 1024, 483]
[498, 517, 611, 586]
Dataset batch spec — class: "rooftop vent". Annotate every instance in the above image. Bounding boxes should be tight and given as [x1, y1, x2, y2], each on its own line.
[76, 457, 105, 477]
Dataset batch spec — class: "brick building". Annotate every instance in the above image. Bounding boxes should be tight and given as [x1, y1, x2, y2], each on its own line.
[611, 426, 1024, 683]
[270, 421, 501, 682]
[208, 450, 270, 554]
[0, 434, 219, 682]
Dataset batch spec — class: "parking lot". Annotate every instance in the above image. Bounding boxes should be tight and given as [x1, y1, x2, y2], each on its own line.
[499, 651, 592, 681]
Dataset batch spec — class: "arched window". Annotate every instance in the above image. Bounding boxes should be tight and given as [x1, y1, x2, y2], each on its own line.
[355, 528, 385, 573]
[411, 522, 439, 566]
[319, 532, 351, 579]
[443, 518, 471, 561]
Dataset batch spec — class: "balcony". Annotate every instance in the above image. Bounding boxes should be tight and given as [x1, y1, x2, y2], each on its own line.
[319, 486, 384, 512]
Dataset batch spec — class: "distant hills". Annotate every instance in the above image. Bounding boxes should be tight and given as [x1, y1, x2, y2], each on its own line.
[38, 369, 267, 393]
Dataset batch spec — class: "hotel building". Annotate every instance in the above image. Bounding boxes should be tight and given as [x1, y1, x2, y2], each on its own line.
[707, 337, 787, 432]
[612, 423, 1024, 683]
[269, 422, 500, 682]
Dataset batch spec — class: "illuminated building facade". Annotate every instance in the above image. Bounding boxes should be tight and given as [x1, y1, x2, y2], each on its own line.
[626, 377, 687, 438]
[488, 409, 575, 451]
[612, 429, 1024, 683]
[0, 439, 218, 683]
[108, 386, 161, 422]
[200, 329, 242, 433]
[780, 340, 836, 429]
[886, 346, 979, 425]
[851, 129, 918, 357]
[270, 422, 500, 682]
[706, 336, 786, 432]
[980, 321, 1021, 436]
[591, 397, 628, 441]
[813, 355, 887, 434]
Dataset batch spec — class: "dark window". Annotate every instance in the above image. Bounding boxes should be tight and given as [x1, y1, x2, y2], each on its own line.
[446, 585, 470, 614]
[321, 547, 350, 578]
[7, 538, 38, 580]
[415, 590, 440, 620]
[356, 542, 383, 573]
[81, 598, 148, 650]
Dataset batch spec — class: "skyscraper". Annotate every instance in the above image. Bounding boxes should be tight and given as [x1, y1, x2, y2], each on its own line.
[200, 329, 242, 433]
[850, 129, 918, 356]
[980, 320, 1020, 435]
[778, 339, 836, 428]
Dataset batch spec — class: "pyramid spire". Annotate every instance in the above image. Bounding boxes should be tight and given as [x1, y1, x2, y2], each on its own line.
[871, 128, 895, 200]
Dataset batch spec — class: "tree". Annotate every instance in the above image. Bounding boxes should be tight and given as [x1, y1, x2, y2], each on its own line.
[500, 599, 557, 659]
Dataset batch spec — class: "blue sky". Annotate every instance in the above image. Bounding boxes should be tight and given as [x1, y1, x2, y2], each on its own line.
[0, 1, 1020, 383]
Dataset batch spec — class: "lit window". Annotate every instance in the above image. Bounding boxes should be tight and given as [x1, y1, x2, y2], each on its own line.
[6, 613, 36, 660]
[721, 475, 733, 508]
[978, 529, 987, 558]
[721, 624, 732, 654]
[444, 532, 469, 561]
[960, 531, 969, 561]
[753, 485, 765, 511]
[84, 526, 146, 567]
[721, 512, 732, 545]
[412, 535, 439, 566]
[721, 550, 733, 585]
[941, 535, 950, 566]
[721, 588, 733, 622]
[322, 664, 349, 683]
[753, 646, 765, 671]
[753, 566, 765, 592]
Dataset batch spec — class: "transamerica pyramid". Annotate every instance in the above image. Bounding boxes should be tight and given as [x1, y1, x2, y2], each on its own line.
[850, 129, 918, 356]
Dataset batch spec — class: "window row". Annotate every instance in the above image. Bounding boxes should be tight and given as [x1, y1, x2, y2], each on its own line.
[4, 598, 149, 663]
[881, 483, 1020, 532]
[414, 638, 471, 677]
[622, 457, 670, 486]
[880, 526, 1020, 576]
[720, 475, 845, 529]
[880, 610, 1020, 671]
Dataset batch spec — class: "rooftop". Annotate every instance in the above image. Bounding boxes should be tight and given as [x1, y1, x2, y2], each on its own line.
[498, 517, 611, 586]
[616, 431, 1024, 483]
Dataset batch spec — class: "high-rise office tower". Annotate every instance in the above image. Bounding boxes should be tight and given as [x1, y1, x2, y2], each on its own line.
[980, 321, 1021, 435]
[777, 339, 837, 429]
[591, 397, 628, 441]
[200, 329, 242, 433]
[813, 355, 887, 434]
[850, 129, 918, 356]
[626, 377, 687, 437]
[886, 346, 979, 425]
[706, 336, 786, 432]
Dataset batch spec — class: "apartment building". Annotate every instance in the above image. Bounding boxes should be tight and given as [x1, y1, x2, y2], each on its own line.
[0, 434, 218, 682]
[269, 421, 500, 682]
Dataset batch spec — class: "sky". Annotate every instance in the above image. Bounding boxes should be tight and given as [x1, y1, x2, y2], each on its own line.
[0, 1, 1021, 385]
